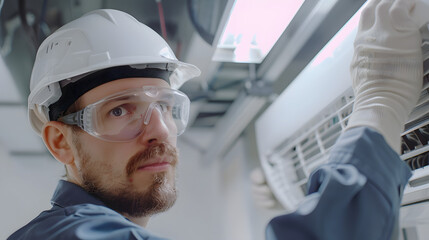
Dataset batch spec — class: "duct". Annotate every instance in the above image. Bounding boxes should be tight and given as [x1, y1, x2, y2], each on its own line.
[187, 0, 228, 44]
[203, 91, 266, 162]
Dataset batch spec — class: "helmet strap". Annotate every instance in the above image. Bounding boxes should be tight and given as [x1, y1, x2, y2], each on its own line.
[48, 65, 170, 121]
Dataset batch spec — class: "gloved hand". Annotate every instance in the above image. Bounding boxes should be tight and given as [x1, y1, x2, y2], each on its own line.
[346, 0, 424, 153]
[250, 167, 282, 209]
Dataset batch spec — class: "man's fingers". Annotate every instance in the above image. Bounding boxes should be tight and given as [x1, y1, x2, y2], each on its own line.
[390, 0, 418, 31]
[252, 184, 272, 196]
[410, 0, 429, 27]
[255, 198, 277, 209]
[250, 168, 266, 185]
[374, 1, 396, 29]
[358, 0, 381, 32]
[391, 0, 416, 12]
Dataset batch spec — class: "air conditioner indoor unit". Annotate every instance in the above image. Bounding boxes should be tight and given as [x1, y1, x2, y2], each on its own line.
[255, 1, 429, 239]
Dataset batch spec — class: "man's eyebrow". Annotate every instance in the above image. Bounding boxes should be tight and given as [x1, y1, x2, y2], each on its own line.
[112, 96, 133, 101]
[99, 96, 135, 108]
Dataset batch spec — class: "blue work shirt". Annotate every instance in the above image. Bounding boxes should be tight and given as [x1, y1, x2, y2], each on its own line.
[9, 127, 411, 240]
[266, 127, 412, 240]
[8, 180, 167, 240]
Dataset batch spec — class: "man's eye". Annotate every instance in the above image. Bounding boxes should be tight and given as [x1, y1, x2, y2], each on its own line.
[110, 106, 128, 117]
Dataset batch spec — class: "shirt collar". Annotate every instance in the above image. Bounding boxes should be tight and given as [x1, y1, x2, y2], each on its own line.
[51, 180, 105, 208]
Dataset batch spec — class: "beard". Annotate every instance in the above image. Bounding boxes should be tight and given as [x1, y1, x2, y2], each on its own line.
[74, 139, 179, 218]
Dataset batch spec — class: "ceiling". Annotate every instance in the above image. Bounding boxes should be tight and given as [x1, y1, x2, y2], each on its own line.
[0, 0, 366, 158]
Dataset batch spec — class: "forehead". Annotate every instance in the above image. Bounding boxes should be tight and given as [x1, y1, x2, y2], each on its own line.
[79, 78, 170, 106]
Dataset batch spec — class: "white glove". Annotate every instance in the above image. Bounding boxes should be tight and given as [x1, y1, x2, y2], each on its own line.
[346, 0, 424, 153]
[250, 168, 282, 209]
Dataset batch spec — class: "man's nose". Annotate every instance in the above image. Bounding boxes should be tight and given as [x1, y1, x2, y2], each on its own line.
[138, 105, 170, 145]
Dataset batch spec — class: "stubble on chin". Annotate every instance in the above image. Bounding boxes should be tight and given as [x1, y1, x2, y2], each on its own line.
[77, 141, 179, 218]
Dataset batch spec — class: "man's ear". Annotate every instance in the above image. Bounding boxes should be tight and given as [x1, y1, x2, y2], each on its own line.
[42, 121, 74, 165]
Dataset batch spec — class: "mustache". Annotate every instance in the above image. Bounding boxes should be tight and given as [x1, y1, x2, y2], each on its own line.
[126, 142, 178, 177]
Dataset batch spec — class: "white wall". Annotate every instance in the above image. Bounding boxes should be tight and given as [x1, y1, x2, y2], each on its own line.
[216, 129, 285, 240]
[0, 146, 63, 239]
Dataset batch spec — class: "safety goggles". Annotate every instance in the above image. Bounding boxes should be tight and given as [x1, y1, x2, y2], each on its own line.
[59, 86, 190, 142]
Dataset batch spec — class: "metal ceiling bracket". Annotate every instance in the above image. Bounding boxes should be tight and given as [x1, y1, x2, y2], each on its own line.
[244, 80, 274, 98]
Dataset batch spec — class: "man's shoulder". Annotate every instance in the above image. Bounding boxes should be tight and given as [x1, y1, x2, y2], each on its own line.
[62, 202, 123, 217]
[31, 203, 127, 225]
[8, 204, 164, 240]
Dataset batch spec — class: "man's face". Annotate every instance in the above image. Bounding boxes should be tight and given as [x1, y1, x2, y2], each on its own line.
[69, 78, 178, 218]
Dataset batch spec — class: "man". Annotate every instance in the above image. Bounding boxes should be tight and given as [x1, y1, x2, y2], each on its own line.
[9, 8, 200, 239]
[8, 0, 424, 239]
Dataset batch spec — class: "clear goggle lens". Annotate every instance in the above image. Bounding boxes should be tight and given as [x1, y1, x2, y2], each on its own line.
[60, 86, 190, 142]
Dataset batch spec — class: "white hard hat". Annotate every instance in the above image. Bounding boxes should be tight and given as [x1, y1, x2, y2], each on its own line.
[28, 9, 201, 136]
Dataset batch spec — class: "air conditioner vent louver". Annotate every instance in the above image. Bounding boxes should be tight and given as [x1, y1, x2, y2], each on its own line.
[397, 40, 429, 204]
[264, 88, 355, 210]
[405, 152, 429, 171]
